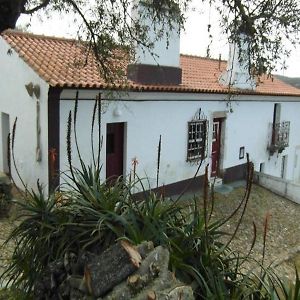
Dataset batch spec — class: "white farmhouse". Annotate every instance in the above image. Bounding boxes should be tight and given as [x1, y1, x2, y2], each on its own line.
[1, 29, 300, 195]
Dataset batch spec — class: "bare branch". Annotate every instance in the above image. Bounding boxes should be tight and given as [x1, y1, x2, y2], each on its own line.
[64, 0, 112, 81]
[22, 0, 51, 14]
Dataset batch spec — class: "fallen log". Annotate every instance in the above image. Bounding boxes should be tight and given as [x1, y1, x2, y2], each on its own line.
[87, 240, 142, 297]
[33, 241, 194, 300]
[103, 245, 194, 300]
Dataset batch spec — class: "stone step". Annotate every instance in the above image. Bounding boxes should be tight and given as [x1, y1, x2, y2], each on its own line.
[209, 177, 223, 187]
[0, 172, 10, 185]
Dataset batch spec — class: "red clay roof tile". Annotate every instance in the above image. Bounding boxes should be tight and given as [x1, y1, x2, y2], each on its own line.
[2, 30, 300, 96]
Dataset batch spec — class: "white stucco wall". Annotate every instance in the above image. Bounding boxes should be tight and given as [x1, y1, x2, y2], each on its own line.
[0, 38, 49, 191]
[59, 89, 300, 190]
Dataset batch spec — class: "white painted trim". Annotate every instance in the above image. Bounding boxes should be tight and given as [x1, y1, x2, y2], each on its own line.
[60, 89, 300, 103]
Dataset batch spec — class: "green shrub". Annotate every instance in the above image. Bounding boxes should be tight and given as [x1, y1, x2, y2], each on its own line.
[0, 287, 29, 300]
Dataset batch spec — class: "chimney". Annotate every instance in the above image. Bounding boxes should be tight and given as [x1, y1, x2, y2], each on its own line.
[127, 1, 182, 85]
[219, 33, 256, 90]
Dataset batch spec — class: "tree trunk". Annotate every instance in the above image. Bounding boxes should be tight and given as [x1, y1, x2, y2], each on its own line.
[0, 0, 27, 32]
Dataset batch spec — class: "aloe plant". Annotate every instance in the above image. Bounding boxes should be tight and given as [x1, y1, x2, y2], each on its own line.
[2, 96, 300, 299]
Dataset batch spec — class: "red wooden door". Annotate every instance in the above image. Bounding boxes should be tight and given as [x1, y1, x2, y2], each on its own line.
[211, 118, 222, 177]
[106, 123, 124, 180]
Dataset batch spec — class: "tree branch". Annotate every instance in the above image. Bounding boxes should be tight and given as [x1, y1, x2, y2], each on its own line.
[254, 0, 284, 21]
[0, 0, 27, 32]
[22, 0, 51, 14]
[64, 0, 111, 80]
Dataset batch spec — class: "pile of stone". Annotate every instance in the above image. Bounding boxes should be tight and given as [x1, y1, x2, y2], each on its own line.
[0, 172, 11, 217]
[34, 241, 194, 300]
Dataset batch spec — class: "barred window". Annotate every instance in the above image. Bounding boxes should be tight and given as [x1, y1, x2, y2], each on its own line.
[187, 120, 207, 161]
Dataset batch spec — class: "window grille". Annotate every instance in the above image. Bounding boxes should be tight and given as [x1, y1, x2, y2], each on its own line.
[274, 121, 290, 148]
[187, 119, 207, 161]
[268, 121, 290, 155]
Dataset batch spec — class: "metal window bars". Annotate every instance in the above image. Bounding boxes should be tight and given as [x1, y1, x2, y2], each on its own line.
[268, 121, 290, 154]
[187, 119, 208, 162]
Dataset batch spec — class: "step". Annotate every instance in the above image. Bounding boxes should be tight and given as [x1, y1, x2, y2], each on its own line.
[209, 177, 223, 187]
[0, 172, 10, 185]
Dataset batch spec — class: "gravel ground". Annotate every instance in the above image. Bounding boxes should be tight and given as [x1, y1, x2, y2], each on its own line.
[0, 218, 16, 278]
[209, 183, 300, 282]
[0, 183, 299, 283]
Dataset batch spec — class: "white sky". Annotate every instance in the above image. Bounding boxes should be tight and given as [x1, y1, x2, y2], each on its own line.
[17, 1, 300, 78]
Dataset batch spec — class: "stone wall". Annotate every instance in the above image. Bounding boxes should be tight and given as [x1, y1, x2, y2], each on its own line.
[254, 171, 300, 204]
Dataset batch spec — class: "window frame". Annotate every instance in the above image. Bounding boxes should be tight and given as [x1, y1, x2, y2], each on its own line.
[186, 119, 208, 162]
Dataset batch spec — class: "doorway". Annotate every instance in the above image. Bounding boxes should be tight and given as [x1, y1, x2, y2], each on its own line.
[294, 147, 300, 183]
[1, 113, 10, 174]
[211, 118, 222, 177]
[281, 155, 287, 179]
[106, 122, 124, 180]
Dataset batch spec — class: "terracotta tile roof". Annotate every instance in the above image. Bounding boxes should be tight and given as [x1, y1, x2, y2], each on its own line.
[2, 30, 300, 97]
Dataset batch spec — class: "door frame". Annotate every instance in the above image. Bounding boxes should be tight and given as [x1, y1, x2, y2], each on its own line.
[1, 112, 10, 174]
[105, 122, 125, 180]
[210, 118, 223, 177]
[281, 155, 287, 179]
[293, 146, 300, 183]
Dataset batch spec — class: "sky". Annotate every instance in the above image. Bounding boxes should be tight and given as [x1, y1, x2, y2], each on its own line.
[17, 1, 300, 78]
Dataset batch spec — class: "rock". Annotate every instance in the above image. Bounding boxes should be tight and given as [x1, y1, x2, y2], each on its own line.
[158, 285, 194, 300]
[32, 241, 153, 299]
[136, 241, 155, 259]
[33, 259, 67, 300]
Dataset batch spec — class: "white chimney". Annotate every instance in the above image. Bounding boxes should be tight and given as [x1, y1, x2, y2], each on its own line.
[127, 1, 182, 85]
[219, 33, 256, 90]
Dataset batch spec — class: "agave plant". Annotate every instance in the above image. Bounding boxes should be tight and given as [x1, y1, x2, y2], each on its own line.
[2, 96, 300, 299]
[0, 183, 69, 293]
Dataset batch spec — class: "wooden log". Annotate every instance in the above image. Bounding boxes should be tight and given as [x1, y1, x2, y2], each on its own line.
[103, 246, 171, 300]
[122, 240, 142, 267]
[86, 240, 142, 297]
[103, 245, 195, 300]
[147, 290, 156, 300]
[128, 274, 140, 286]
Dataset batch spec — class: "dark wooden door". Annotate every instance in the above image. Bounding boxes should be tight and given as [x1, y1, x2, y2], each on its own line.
[106, 123, 124, 180]
[211, 118, 222, 177]
[1, 113, 10, 174]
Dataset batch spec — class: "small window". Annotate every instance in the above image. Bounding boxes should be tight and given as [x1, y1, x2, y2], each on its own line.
[239, 146, 245, 159]
[187, 120, 207, 161]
